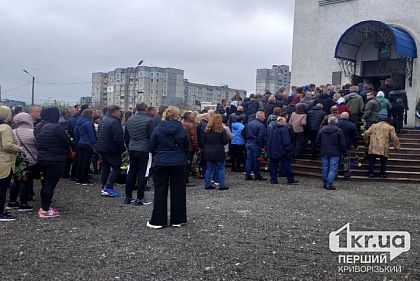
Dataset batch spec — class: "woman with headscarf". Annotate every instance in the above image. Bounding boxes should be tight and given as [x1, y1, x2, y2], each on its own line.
[0, 106, 23, 222]
[35, 108, 73, 218]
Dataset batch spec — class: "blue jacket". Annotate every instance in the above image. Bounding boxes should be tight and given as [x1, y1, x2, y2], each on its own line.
[338, 119, 359, 150]
[74, 117, 96, 147]
[316, 124, 347, 157]
[246, 119, 266, 148]
[231, 122, 245, 145]
[149, 120, 189, 166]
[69, 112, 81, 131]
[197, 119, 208, 149]
[267, 124, 293, 159]
[96, 114, 125, 154]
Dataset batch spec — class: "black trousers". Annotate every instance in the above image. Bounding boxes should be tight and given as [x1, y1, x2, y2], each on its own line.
[63, 158, 73, 177]
[39, 161, 65, 211]
[185, 151, 194, 183]
[392, 108, 404, 132]
[230, 144, 244, 171]
[307, 130, 319, 157]
[100, 153, 122, 188]
[9, 165, 36, 205]
[125, 151, 149, 200]
[294, 132, 306, 157]
[70, 150, 79, 178]
[0, 172, 12, 214]
[368, 154, 388, 176]
[150, 165, 187, 226]
[76, 144, 93, 183]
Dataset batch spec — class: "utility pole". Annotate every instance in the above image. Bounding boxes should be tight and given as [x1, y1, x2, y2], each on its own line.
[31, 76, 35, 105]
[0, 84, 2, 103]
[23, 69, 35, 105]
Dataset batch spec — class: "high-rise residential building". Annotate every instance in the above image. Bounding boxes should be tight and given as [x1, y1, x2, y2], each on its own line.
[184, 79, 246, 111]
[256, 65, 291, 95]
[92, 66, 184, 110]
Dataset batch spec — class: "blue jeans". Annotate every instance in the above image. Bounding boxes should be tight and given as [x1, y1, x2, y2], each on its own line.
[269, 157, 294, 183]
[205, 161, 225, 188]
[321, 156, 340, 187]
[245, 143, 262, 177]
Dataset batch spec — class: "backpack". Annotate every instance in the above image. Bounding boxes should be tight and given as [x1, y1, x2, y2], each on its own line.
[396, 97, 404, 108]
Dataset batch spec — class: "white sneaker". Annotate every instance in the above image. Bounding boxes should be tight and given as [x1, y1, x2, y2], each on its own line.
[147, 221, 163, 229]
[172, 223, 186, 228]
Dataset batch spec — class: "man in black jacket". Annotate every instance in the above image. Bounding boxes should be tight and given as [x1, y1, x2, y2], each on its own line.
[316, 116, 347, 190]
[96, 105, 125, 197]
[389, 90, 409, 133]
[338, 112, 359, 178]
[124, 103, 154, 205]
[307, 103, 326, 159]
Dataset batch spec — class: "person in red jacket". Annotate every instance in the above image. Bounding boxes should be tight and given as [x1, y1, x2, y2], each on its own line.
[337, 97, 351, 115]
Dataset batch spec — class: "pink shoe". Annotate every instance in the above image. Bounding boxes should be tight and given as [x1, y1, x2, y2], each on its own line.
[50, 208, 61, 215]
[38, 208, 60, 218]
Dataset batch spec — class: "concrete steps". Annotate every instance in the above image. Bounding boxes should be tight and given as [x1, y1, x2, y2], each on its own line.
[293, 128, 420, 183]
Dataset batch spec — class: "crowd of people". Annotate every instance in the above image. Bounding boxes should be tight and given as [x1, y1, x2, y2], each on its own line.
[0, 78, 405, 226]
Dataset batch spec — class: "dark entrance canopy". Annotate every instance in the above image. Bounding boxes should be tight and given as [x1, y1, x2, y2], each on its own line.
[334, 20, 417, 86]
[335, 20, 417, 62]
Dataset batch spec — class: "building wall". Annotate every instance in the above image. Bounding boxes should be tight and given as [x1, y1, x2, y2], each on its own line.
[256, 65, 291, 95]
[292, 0, 420, 127]
[184, 80, 246, 111]
[91, 67, 184, 110]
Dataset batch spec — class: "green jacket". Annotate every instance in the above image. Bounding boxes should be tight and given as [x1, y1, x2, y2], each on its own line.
[344, 92, 365, 115]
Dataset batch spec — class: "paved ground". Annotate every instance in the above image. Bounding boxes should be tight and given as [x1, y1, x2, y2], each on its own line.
[1, 173, 419, 281]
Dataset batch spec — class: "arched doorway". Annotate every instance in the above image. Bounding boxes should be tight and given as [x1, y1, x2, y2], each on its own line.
[334, 20, 417, 90]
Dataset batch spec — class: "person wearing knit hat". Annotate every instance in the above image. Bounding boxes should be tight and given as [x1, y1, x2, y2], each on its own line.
[376, 91, 392, 120]
[337, 97, 351, 115]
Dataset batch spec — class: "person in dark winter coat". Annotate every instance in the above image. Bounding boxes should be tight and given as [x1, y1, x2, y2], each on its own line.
[338, 112, 359, 178]
[264, 96, 277, 118]
[68, 104, 89, 181]
[245, 111, 266, 181]
[74, 109, 96, 185]
[96, 105, 125, 198]
[362, 91, 381, 129]
[147, 106, 188, 229]
[267, 117, 298, 185]
[378, 78, 395, 100]
[344, 86, 365, 123]
[203, 114, 228, 190]
[389, 90, 409, 133]
[34, 107, 73, 218]
[245, 94, 260, 122]
[307, 103, 326, 158]
[316, 116, 347, 190]
[123, 103, 154, 205]
[315, 90, 335, 114]
[228, 106, 246, 127]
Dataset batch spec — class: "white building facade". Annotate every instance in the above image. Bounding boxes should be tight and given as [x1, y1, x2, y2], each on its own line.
[292, 0, 420, 127]
[92, 67, 184, 110]
[256, 65, 291, 95]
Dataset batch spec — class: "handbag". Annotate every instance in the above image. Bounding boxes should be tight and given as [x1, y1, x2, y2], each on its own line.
[15, 130, 40, 180]
[15, 152, 30, 182]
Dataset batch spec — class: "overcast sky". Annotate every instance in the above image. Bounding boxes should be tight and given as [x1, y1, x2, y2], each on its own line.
[0, 0, 295, 104]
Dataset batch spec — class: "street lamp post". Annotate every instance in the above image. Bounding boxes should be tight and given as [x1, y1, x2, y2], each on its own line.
[133, 60, 144, 110]
[23, 69, 35, 105]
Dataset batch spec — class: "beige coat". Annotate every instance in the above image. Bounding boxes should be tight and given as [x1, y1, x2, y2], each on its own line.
[364, 121, 400, 157]
[0, 124, 23, 179]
